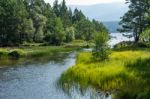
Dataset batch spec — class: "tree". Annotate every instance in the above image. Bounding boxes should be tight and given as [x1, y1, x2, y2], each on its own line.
[65, 27, 75, 42]
[43, 3, 56, 37]
[92, 19, 108, 33]
[92, 32, 110, 61]
[141, 28, 150, 42]
[75, 19, 94, 41]
[72, 8, 85, 23]
[21, 19, 35, 42]
[53, 0, 60, 17]
[119, 0, 150, 42]
[44, 18, 65, 45]
[59, 0, 72, 28]
[29, 0, 47, 42]
[0, 0, 29, 46]
[68, 8, 73, 24]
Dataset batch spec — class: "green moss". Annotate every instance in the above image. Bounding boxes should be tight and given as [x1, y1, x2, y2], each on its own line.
[60, 50, 150, 99]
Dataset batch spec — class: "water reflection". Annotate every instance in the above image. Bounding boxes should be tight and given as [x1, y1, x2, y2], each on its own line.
[57, 83, 112, 99]
[0, 52, 71, 67]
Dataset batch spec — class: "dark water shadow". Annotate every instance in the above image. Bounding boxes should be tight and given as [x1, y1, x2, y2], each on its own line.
[0, 52, 72, 68]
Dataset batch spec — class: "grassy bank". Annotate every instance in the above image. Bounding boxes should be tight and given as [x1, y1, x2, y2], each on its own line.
[60, 50, 150, 99]
[0, 46, 77, 59]
[0, 40, 89, 59]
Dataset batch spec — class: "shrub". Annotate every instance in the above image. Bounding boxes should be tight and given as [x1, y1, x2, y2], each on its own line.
[141, 28, 150, 42]
[114, 41, 150, 49]
[92, 32, 110, 61]
[0, 51, 5, 58]
[8, 50, 21, 59]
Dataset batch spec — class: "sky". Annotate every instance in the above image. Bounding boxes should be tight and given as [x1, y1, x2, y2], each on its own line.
[45, 0, 125, 5]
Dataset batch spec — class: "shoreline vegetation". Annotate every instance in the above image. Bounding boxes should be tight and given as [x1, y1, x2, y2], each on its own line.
[59, 47, 150, 99]
[0, 40, 91, 61]
[0, 40, 92, 67]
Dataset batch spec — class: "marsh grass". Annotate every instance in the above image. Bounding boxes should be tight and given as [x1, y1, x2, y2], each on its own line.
[0, 46, 79, 59]
[0, 40, 86, 59]
[59, 50, 150, 99]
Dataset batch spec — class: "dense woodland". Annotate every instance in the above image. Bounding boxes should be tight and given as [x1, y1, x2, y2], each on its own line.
[0, 0, 108, 46]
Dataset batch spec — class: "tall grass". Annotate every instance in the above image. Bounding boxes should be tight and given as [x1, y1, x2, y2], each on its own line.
[59, 50, 150, 99]
[0, 40, 87, 59]
[0, 46, 79, 59]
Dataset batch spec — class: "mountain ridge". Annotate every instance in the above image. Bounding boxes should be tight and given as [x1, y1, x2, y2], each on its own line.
[103, 21, 120, 33]
[68, 2, 129, 22]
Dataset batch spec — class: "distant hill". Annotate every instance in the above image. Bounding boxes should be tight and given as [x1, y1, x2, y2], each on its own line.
[103, 21, 120, 33]
[69, 2, 128, 22]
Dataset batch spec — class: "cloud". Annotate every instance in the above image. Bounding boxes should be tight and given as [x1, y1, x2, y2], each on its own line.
[45, 0, 125, 5]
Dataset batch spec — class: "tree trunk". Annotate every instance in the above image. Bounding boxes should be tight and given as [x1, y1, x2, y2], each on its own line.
[133, 31, 139, 43]
[135, 36, 139, 43]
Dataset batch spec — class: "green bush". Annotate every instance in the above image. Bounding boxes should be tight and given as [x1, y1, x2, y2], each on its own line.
[8, 50, 21, 59]
[0, 51, 6, 58]
[92, 32, 110, 61]
[137, 42, 150, 48]
[114, 41, 133, 49]
[114, 41, 150, 49]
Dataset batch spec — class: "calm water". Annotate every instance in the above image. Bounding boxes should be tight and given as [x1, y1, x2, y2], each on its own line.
[0, 52, 110, 99]
[109, 33, 134, 47]
[0, 33, 132, 99]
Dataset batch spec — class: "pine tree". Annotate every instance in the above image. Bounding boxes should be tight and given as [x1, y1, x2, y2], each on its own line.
[119, 0, 150, 42]
[59, 0, 70, 28]
[53, 0, 60, 17]
[72, 8, 85, 23]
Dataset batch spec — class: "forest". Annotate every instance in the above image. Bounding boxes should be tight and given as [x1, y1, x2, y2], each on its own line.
[0, 0, 107, 47]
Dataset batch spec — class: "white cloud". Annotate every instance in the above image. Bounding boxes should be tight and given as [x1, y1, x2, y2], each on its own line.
[45, 0, 125, 5]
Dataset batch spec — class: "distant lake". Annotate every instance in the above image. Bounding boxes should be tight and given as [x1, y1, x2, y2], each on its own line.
[109, 33, 134, 47]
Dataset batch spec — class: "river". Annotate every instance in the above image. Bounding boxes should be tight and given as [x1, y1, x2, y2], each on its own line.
[0, 33, 133, 99]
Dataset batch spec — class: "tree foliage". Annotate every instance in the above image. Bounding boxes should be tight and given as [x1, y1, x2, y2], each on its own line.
[0, 0, 108, 46]
[119, 0, 150, 42]
[65, 27, 75, 42]
[0, 0, 28, 46]
[92, 32, 110, 61]
[141, 28, 150, 42]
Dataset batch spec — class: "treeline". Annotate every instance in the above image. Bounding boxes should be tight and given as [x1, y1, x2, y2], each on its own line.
[119, 0, 150, 42]
[0, 0, 108, 46]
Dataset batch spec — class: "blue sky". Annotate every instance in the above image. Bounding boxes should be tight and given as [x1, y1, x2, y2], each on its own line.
[45, 0, 125, 5]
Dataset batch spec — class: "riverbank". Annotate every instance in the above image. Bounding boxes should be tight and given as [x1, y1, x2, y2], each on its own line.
[0, 46, 79, 67]
[0, 40, 91, 59]
[59, 49, 150, 99]
[0, 46, 77, 59]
